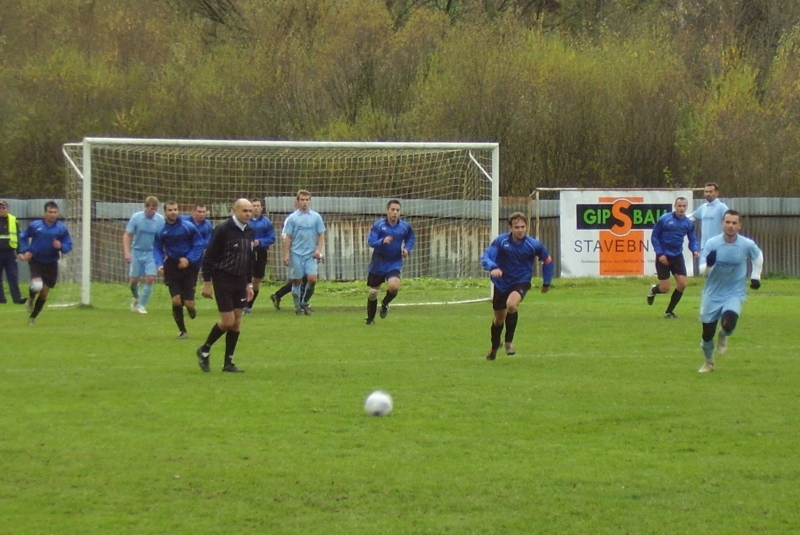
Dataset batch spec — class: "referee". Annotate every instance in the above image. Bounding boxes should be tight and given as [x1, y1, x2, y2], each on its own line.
[195, 198, 255, 373]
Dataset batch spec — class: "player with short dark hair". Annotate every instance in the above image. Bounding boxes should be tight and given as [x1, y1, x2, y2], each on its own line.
[17, 201, 73, 325]
[182, 203, 213, 249]
[154, 201, 206, 339]
[697, 210, 763, 373]
[647, 197, 700, 318]
[364, 200, 415, 325]
[196, 199, 255, 373]
[480, 212, 553, 360]
[243, 198, 275, 315]
[688, 182, 729, 267]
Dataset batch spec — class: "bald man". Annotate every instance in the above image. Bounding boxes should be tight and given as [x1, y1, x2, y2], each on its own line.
[196, 199, 255, 373]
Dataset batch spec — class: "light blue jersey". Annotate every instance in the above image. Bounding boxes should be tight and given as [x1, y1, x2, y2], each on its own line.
[126, 211, 165, 251]
[690, 199, 729, 248]
[699, 233, 763, 323]
[690, 198, 729, 265]
[284, 209, 325, 257]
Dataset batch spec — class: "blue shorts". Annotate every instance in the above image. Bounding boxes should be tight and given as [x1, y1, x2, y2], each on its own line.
[288, 254, 318, 280]
[129, 249, 157, 278]
[699, 296, 743, 324]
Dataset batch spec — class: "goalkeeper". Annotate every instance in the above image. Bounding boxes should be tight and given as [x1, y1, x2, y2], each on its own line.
[480, 212, 553, 361]
[364, 200, 415, 325]
[696, 210, 763, 373]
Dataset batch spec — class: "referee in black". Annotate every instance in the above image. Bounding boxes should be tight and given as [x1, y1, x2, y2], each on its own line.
[196, 198, 255, 373]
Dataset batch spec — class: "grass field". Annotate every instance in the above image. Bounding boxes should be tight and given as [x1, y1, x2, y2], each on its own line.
[2, 278, 799, 534]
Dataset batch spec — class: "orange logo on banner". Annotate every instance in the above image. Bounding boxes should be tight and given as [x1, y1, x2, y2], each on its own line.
[599, 197, 644, 276]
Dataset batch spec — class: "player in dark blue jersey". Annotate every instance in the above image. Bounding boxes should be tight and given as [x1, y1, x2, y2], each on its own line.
[182, 203, 213, 249]
[365, 200, 415, 325]
[155, 201, 206, 339]
[243, 198, 276, 315]
[481, 212, 553, 360]
[647, 197, 700, 318]
[17, 201, 73, 325]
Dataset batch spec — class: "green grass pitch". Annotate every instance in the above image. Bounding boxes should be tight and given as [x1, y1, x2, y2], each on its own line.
[2, 278, 799, 534]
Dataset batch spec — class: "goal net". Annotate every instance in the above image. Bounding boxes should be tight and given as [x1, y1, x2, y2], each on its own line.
[62, 139, 499, 306]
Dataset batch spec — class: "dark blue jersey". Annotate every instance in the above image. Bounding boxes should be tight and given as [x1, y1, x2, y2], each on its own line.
[481, 233, 553, 292]
[18, 219, 73, 264]
[181, 215, 213, 248]
[367, 218, 415, 275]
[154, 218, 205, 268]
[651, 211, 699, 257]
[249, 215, 276, 251]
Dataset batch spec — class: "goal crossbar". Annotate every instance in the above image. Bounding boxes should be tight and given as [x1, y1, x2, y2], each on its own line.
[63, 138, 500, 306]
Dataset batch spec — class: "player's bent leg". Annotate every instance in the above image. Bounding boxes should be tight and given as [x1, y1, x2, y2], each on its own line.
[185, 299, 197, 319]
[720, 310, 739, 334]
[717, 311, 739, 355]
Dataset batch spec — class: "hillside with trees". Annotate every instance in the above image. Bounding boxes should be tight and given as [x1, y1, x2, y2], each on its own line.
[1, 0, 799, 198]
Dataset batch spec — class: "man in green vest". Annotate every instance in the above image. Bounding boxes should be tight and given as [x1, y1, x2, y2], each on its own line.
[0, 200, 26, 304]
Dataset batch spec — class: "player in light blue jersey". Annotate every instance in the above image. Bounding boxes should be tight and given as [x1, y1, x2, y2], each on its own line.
[481, 212, 553, 360]
[123, 196, 165, 314]
[364, 200, 415, 325]
[282, 189, 325, 315]
[688, 182, 729, 265]
[697, 210, 763, 373]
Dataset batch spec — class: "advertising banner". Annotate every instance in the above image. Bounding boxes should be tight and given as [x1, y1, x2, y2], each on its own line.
[560, 189, 693, 277]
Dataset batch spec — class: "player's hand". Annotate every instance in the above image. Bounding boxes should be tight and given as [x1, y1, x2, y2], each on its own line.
[706, 250, 716, 267]
[658, 255, 669, 266]
[283, 254, 290, 266]
[383, 236, 393, 244]
[124, 252, 131, 263]
[178, 257, 189, 269]
[52, 239, 61, 250]
[202, 282, 213, 299]
[750, 279, 761, 290]
[490, 268, 503, 278]
[692, 250, 700, 259]
[157, 266, 164, 275]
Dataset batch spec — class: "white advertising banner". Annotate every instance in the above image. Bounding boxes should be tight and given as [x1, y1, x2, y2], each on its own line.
[560, 189, 693, 277]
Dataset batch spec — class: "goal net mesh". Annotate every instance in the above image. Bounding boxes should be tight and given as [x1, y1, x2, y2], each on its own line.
[62, 140, 496, 306]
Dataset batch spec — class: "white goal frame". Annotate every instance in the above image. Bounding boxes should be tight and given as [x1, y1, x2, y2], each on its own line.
[63, 138, 500, 306]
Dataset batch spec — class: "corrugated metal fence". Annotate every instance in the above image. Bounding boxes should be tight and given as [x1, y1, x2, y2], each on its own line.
[4, 197, 800, 281]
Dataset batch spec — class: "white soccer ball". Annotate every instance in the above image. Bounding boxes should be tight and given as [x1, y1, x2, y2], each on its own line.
[364, 390, 393, 416]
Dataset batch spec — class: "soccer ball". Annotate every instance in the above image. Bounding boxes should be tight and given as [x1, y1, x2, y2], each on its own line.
[364, 390, 393, 416]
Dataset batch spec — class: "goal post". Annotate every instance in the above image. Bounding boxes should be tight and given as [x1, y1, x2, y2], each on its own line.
[62, 138, 500, 306]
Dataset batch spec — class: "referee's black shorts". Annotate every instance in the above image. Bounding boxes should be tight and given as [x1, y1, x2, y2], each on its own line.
[212, 271, 249, 312]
